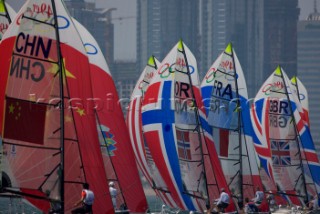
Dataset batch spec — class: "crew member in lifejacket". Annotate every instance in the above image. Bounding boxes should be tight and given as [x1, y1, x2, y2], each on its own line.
[72, 183, 94, 214]
[252, 186, 264, 207]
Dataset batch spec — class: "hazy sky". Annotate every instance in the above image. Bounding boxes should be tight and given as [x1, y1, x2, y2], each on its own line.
[8, 0, 317, 61]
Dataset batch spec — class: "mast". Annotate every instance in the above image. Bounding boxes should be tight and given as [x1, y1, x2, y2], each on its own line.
[229, 43, 244, 205]
[279, 67, 308, 203]
[51, 0, 65, 210]
[179, 40, 210, 207]
[2, 0, 11, 23]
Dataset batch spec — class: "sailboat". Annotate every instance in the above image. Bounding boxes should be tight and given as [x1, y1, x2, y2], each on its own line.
[251, 66, 320, 207]
[72, 18, 148, 213]
[141, 40, 234, 212]
[127, 55, 179, 209]
[0, 0, 16, 41]
[0, 0, 113, 213]
[290, 76, 310, 127]
[201, 43, 268, 212]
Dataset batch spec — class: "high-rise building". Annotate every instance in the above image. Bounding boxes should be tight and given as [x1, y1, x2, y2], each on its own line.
[64, 0, 115, 66]
[264, 0, 300, 79]
[297, 1, 320, 154]
[200, 0, 299, 98]
[112, 61, 138, 115]
[136, 0, 200, 75]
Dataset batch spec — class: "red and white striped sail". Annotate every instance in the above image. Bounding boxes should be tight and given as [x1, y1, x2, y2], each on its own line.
[126, 55, 178, 208]
[73, 18, 148, 212]
[0, 1, 112, 213]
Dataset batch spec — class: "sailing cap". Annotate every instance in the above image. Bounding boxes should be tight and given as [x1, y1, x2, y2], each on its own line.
[109, 181, 114, 187]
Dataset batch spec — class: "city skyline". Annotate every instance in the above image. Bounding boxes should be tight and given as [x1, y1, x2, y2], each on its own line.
[9, 0, 317, 61]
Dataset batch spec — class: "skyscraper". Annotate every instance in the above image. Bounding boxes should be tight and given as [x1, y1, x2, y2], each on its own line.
[200, 0, 299, 97]
[64, 0, 115, 66]
[136, 0, 200, 74]
[297, 1, 320, 154]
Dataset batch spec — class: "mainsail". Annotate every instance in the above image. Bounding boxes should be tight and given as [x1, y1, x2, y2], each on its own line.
[201, 43, 267, 211]
[127, 55, 178, 208]
[73, 18, 148, 212]
[0, 0, 16, 41]
[251, 66, 320, 205]
[0, 0, 113, 212]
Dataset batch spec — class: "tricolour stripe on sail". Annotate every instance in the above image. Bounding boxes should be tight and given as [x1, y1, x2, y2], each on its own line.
[127, 55, 177, 208]
[142, 43, 195, 210]
[201, 43, 268, 211]
[73, 18, 148, 212]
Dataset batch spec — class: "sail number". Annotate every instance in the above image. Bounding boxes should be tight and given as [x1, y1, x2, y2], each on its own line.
[269, 100, 290, 128]
[10, 32, 52, 82]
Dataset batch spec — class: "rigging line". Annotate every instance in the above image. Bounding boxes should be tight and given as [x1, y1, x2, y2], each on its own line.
[152, 186, 171, 194]
[269, 90, 287, 95]
[182, 191, 206, 200]
[2, 188, 56, 202]
[95, 111, 127, 204]
[230, 43, 244, 205]
[269, 137, 297, 141]
[210, 94, 233, 102]
[51, 0, 65, 210]
[39, 163, 60, 190]
[240, 120, 261, 197]
[179, 41, 210, 207]
[178, 159, 202, 164]
[228, 170, 240, 187]
[294, 79, 319, 195]
[12, 52, 58, 64]
[3, 141, 60, 150]
[216, 68, 236, 77]
[279, 67, 308, 203]
[3, 1, 12, 23]
[21, 14, 55, 28]
[268, 112, 291, 116]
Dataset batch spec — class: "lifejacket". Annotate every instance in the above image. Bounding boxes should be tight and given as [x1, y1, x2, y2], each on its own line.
[83, 189, 94, 205]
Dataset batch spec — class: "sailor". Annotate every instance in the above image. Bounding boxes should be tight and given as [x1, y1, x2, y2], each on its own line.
[252, 186, 264, 207]
[109, 181, 118, 209]
[308, 193, 320, 211]
[266, 190, 276, 211]
[72, 183, 94, 214]
[244, 197, 259, 213]
[212, 188, 230, 212]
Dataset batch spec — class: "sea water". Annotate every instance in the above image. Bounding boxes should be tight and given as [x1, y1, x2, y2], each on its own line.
[0, 197, 41, 213]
